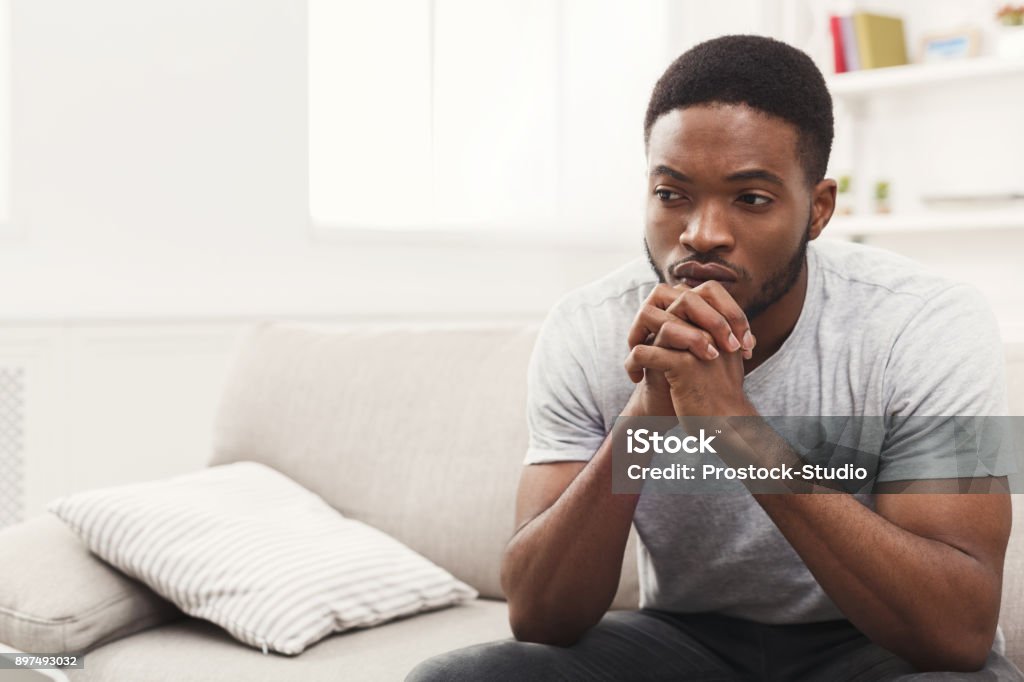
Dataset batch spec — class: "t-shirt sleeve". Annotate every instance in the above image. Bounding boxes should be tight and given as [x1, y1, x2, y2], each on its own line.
[877, 284, 1014, 482]
[524, 300, 607, 465]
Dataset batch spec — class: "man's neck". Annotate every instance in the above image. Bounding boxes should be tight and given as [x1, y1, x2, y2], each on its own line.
[744, 262, 809, 374]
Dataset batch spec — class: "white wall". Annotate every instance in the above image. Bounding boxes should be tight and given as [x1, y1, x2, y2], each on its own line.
[0, 323, 244, 519]
[0, 0, 638, 322]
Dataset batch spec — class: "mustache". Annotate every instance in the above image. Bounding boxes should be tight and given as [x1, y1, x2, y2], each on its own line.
[667, 254, 752, 281]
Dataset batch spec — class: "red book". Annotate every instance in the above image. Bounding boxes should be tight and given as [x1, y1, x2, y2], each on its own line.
[830, 15, 847, 73]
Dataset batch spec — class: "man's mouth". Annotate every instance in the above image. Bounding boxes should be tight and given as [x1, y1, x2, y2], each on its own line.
[671, 262, 739, 288]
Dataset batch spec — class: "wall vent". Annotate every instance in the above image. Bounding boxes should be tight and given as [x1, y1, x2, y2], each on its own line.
[0, 367, 24, 529]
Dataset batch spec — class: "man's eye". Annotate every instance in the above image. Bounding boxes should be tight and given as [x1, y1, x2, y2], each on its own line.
[655, 189, 682, 201]
[738, 193, 772, 206]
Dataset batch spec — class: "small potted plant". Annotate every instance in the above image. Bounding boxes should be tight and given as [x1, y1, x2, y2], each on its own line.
[835, 175, 854, 216]
[997, 5, 1024, 57]
[874, 180, 891, 215]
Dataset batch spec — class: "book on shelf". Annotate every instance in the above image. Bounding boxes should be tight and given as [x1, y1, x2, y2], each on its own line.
[830, 12, 907, 73]
[829, 16, 846, 73]
[841, 16, 861, 71]
[855, 13, 909, 69]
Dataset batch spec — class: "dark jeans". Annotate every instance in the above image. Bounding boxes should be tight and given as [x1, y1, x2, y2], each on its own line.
[406, 609, 1024, 681]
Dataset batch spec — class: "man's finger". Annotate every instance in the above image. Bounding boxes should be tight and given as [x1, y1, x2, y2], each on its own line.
[652, 319, 719, 361]
[628, 303, 696, 350]
[626, 284, 693, 348]
[667, 280, 755, 353]
[625, 344, 695, 378]
[664, 288, 744, 355]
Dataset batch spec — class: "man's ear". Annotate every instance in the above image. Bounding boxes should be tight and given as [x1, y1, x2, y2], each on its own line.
[809, 179, 837, 241]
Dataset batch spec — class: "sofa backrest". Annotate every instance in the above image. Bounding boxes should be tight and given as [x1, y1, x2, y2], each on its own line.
[208, 323, 640, 605]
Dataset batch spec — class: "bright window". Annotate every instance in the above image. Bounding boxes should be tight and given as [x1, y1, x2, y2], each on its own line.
[308, 0, 670, 238]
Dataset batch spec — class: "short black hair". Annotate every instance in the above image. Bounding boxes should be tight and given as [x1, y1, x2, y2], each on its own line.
[644, 35, 834, 185]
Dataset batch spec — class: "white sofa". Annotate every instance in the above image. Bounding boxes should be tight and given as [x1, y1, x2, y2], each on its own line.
[1, 323, 1023, 681]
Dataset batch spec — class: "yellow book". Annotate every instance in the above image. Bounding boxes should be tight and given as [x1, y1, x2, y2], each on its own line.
[853, 12, 908, 69]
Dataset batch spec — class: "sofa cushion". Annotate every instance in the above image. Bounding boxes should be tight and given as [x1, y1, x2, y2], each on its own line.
[49, 462, 477, 655]
[207, 323, 641, 610]
[0, 514, 180, 653]
[65, 599, 511, 682]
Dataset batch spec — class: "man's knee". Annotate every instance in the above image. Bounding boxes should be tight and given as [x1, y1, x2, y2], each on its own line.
[406, 639, 557, 682]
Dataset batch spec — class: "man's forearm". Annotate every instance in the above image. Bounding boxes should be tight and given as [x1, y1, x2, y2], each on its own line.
[501, 415, 645, 645]
[718, 413, 1004, 670]
[724, 413, 1003, 667]
[755, 492, 1002, 672]
[697, 409, 1000, 670]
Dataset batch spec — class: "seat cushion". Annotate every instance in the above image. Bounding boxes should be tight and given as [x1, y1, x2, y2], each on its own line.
[0, 514, 180, 654]
[65, 599, 512, 682]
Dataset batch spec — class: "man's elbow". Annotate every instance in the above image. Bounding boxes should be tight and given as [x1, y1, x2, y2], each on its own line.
[909, 623, 994, 673]
[509, 619, 581, 647]
[913, 648, 989, 674]
[507, 602, 592, 647]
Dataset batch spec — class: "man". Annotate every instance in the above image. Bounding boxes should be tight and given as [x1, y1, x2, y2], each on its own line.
[409, 35, 1022, 680]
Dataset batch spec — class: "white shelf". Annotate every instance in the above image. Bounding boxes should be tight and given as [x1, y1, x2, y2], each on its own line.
[827, 209, 1024, 237]
[827, 56, 1024, 98]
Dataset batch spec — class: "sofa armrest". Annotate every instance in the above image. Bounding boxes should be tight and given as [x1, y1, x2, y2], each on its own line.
[0, 514, 180, 653]
[999, 495, 1024, 667]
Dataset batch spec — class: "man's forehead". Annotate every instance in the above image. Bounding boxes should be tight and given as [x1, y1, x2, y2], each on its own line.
[647, 104, 801, 178]
[649, 164, 786, 189]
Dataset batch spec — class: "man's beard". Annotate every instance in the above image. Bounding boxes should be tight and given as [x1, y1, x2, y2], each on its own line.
[644, 215, 811, 323]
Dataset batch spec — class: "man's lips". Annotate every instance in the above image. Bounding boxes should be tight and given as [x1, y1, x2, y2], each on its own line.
[672, 262, 739, 287]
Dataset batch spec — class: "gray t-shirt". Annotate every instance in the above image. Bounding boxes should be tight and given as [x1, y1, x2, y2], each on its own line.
[525, 239, 1008, 624]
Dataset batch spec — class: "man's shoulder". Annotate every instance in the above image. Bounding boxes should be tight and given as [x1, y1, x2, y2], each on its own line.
[812, 239, 973, 308]
[810, 240, 997, 372]
[552, 258, 657, 322]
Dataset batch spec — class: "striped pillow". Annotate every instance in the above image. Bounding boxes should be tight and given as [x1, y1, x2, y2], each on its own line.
[48, 462, 477, 655]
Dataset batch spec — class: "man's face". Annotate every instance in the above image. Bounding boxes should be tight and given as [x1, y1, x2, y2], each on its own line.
[644, 104, 829, 322]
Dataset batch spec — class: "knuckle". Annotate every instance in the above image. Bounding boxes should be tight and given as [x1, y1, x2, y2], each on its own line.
[637, 346, 652, 360]
[651, 283, 673, 301]
[676, 289, 695, 307]
[727, 307, 748, 324]
[662, 318, 689, 338]
[694, 280, 718, 295]
[631, 308, 655, 333]
[661, 315, 683, 329]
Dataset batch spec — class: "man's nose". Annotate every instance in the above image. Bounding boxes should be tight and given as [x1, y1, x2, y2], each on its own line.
[680, 201, 734, 253]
